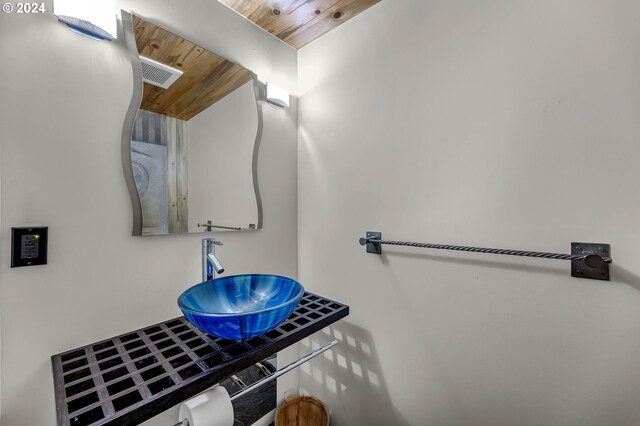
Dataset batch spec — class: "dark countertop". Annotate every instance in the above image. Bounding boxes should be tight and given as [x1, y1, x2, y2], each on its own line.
[52, 292, 349, 426]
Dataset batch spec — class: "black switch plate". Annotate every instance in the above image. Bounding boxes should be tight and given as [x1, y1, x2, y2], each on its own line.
[11, 227, 48, 267]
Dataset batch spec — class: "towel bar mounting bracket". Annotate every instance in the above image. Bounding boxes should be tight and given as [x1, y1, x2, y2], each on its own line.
[363, 231, 382, 254]
[571, 242, 610, 280]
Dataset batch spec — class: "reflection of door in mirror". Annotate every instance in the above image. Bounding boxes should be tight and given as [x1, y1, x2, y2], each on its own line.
[123, 14, 262, 236]
[131, 110, 187, 234]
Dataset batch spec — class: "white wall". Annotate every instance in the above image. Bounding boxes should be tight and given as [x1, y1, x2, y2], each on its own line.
[188, 81, 259, 232]
[297, 1, 640, 425]
[0, 1, 297, 424]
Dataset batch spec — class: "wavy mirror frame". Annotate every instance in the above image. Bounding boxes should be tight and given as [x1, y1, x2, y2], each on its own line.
[120, 10, 264, 236]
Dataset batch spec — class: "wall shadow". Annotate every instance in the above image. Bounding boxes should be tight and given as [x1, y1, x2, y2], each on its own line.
[380, 248, 568, 278]
[382, 249, 640, 293]
[611, 264, 640, 293]
[298, 320, 410, 426]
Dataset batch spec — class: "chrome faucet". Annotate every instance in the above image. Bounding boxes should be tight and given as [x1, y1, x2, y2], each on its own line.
[202, 238, 224, 281]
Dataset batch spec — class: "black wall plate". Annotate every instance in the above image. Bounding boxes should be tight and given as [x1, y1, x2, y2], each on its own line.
[11, 227, 48, 267]
[571, 242, 610, 280]
[365, 231, 382, 254]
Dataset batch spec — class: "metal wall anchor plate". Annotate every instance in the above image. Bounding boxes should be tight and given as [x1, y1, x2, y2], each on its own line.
[364, 231, 381, 254]
[571, 242, 610, 281]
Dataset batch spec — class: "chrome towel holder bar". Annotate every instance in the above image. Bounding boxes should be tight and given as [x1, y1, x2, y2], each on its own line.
[359, 231, 612, 280]
[174, 340, 338, 426]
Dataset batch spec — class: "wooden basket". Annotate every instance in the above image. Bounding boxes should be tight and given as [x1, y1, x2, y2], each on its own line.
[274, 395, 330, 426]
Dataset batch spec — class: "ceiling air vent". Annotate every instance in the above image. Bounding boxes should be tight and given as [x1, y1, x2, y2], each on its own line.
[139, 56, 183, 89]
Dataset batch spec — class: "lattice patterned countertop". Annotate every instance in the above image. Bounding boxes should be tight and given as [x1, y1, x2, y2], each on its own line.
[52, 292, 348, 426]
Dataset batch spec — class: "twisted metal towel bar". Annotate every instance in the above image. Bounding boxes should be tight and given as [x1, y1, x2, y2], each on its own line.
[359, 231, 612, 280]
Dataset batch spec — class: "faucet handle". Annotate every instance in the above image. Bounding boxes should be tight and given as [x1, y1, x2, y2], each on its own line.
[202, 238, 223, 246]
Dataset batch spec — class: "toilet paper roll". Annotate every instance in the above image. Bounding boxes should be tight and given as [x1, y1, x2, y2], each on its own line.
[178, 386, 234, 426]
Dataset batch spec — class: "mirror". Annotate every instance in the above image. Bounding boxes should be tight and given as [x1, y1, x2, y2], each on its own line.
[121, 12, 263, 236]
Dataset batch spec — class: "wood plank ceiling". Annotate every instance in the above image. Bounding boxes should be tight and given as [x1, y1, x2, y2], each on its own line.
[133, 15, 254, 121]
[219, 0, 381, 49]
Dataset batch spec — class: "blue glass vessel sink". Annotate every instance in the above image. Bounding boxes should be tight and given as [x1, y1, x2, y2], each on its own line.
[178, 274, 304, 341]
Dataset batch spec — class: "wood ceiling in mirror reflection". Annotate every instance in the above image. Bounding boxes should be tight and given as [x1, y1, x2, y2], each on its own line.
[133, 16, 254, 121]
[219, 0, 381, 49]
